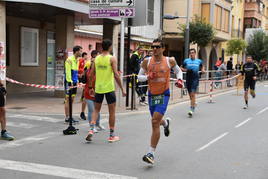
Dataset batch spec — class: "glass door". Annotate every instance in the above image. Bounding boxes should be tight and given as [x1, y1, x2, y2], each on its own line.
[47, 32, 55, 87]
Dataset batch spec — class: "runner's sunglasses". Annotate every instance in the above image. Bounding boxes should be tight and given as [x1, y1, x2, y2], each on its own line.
[151, 45, 162, 49]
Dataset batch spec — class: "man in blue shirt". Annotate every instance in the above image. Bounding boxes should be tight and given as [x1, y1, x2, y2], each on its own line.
[181, 48, 204, 117]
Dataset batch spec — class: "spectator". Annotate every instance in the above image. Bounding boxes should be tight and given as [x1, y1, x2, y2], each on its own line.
[0, 81, 15, 141]
[78, 52, 88, 120]
[129, 47, 146, 104]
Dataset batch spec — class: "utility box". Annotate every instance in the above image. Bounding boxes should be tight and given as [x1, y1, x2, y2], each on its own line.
[131, 0, 154, 26]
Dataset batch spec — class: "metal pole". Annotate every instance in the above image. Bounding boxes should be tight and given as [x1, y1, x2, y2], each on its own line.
[184, 0, 191, 59]
[119, 17, 125, 107]
[126, 24, 131, 107]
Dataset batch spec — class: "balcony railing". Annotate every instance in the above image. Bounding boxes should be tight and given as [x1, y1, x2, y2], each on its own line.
[231, 29, 244, 38]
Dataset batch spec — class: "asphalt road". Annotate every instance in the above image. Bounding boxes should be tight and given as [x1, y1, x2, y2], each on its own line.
[0, 83, 268, 179]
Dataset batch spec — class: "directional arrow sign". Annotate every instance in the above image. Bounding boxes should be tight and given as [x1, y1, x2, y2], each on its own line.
[89, 0, 135, 7]
[89, 8, 135, 18]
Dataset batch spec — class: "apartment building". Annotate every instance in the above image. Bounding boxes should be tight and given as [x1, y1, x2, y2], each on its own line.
[163, 0, 233, 70]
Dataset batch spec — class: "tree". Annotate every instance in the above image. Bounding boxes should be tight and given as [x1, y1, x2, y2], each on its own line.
[246, 31, 268, 62]
[226, 39, 247, 56]
[180, 15, 215, 47]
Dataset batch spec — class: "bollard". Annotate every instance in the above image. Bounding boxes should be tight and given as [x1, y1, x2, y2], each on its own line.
[207, 81, 215, 103]
[63, 87, 78, 135]
[131, 75, 135, 110]
[126, 76, 130, 107]
[133, 75, 137, 110]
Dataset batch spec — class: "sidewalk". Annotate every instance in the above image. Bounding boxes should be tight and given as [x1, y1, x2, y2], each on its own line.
[6, 82, 239, 117]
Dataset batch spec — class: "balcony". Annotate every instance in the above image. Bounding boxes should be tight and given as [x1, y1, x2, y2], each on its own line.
[231, 29, 244, 38]
[244, 2, 262, 21]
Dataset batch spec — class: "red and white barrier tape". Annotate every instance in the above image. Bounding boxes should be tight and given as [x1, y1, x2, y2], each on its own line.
[6, 77, 85, 89]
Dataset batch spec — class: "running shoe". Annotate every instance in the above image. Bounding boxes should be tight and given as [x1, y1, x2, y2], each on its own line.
[85, 130, 94, 141]
[93, 127, 98, 134]
[164, 118, 170, 137]
[142, 153, 154, 164]
[80, 112, 86, 120]
[188, 110, 193, 117]
[250, 90, 256, 98]
[95, 124, 105, 131]
[64, 117, 69, 123]
[108, 136, 120, 143]
[243, 104, 248, 109]
[1, 131, 15, 141]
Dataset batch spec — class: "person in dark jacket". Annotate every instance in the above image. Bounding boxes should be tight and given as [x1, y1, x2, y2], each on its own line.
[129, 47, 147, 104]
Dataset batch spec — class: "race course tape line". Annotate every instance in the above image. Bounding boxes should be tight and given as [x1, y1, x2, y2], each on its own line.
[6, 74, 240, 89]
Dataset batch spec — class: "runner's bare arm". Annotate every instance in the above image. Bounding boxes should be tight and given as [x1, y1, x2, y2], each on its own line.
[138, 58, 149, 82]
[88, 62, 95, 88]
[169, 57, 183, 80]
[111, 56, 126, 95]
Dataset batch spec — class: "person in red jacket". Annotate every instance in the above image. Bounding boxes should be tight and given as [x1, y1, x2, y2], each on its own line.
[78, 52, 88, 120]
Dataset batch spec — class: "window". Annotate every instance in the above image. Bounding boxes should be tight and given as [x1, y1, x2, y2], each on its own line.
[21, 27, 39, 66]
[201, 3, 210, 24]
[232, 15, 235, 30]
[221, 9, 230, 32]
[224, 10, 230, 32]
[215, 5, 222, 30]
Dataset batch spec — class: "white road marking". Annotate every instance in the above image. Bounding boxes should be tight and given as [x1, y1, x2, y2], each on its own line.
[7, 122, 36, 129]
[235, 118, 252, 128]
[0, 159, 137, 179]
[256, 107, 268, 115]
[7, 114, 62, 123]
[196, 132, 229, 152]
[0, 132, 58, 150]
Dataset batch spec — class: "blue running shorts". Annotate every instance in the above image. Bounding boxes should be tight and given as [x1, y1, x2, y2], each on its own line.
[148, 89, 170, 116]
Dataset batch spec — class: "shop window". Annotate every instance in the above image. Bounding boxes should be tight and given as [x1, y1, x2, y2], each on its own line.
[20, 27, 39, 66]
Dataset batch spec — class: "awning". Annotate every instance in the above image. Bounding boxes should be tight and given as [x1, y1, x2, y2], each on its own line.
[3, 0, 120, 23]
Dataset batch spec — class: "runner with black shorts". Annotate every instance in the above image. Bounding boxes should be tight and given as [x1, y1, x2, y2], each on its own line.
[64, 46, 82, 123]
[0, 82, 14, 141]
[241, 55, 260, 109]
[85, 39, 126, 143]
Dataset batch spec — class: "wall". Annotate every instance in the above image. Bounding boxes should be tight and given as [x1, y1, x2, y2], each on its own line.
[75, 35, 102, 53]
[131, 0, 161, 41]
[6, 16, 55, 94]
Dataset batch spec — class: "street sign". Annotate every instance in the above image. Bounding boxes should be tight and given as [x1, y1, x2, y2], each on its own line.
[89, 8, 135, 18]
[89, 0, 134, 7]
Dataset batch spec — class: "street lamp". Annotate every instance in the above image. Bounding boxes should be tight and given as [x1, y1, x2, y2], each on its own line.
[163, 0, 191, 59]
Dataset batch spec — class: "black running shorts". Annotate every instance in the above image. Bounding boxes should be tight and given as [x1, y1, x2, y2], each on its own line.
[95, 91, 116, 104]
[0, 93, 5, 107]
[244, 79, 256, 91]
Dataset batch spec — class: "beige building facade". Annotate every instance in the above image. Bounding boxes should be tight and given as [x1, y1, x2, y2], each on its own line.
[163, 0, 233, 70]
[0, 1, 119, 95]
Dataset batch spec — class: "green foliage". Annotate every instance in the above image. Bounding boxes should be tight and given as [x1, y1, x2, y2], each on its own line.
[179, 15, 215, 47]
[226, 39, 247, 56]
[246, 31, 268, 62]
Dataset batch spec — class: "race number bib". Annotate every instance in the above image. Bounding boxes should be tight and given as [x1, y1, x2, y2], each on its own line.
[151, 95, 164, 106]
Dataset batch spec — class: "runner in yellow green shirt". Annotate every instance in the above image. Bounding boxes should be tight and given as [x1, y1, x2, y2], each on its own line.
[64, 45, 82, 123]
[85, 39, 126, 143]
